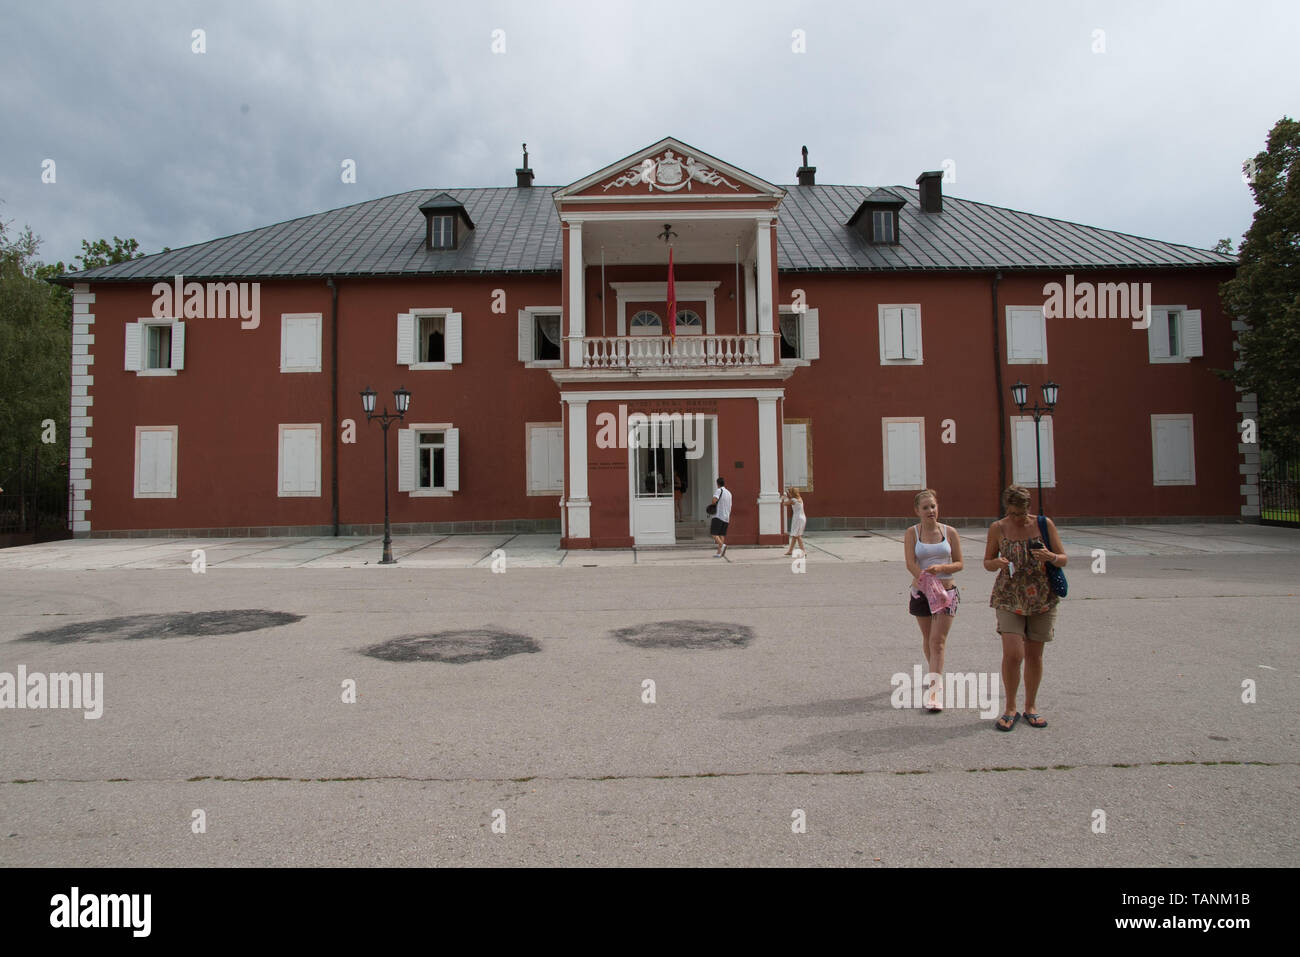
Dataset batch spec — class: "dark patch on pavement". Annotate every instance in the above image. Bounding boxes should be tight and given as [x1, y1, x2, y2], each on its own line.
[363, 628, 540, 664]
[610, 619, 754, 649]
[19, 610, 304, 643]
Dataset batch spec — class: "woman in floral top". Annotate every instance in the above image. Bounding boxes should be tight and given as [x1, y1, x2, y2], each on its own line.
[983, 485, 1067, 732]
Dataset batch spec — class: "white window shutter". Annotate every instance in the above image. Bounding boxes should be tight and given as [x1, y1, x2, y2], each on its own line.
[397, 428, 414, 492]
[783, 424, 808, 487]
[1153, 417, 1195, 484]
[162, 431, 175, 493]
[1182, 310, 1203, 358]
[886, 422, 921, 488]
[518, 310, 534, 362]
[547, 428, 565, 489]
[445, 312, 463, 364]
[170, 321, 185, 370]
[1009, 309, 1045, 362]
[280, 318, 292, 368]
[396, 313, 414, 365]
[1012, 419, 1035, 485]
[903, 307, 920, 359]
[145, 430, 174, 495]
[528, 428, 549, 491]
[799, 308, 819, 360]
[883, 307, 903, 359]
[1148, 309, 1170, 360]
[445, 428, 460, 491]
[1012, 418, 1054, 486]
[124, 322, 142, 371]
[1038, 418, 1055, 485]
[138, 432, 158, 493]
[301, 430, 319, 493]
[280, 430, 299, 493]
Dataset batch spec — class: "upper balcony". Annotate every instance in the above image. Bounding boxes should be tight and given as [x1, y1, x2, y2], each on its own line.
[580, 333, 764, 369]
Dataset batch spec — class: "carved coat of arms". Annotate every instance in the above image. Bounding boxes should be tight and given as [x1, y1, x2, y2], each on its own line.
[602, 150, 742, 193]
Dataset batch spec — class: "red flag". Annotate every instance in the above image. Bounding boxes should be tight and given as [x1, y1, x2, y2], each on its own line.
[666, 246, 677, 338]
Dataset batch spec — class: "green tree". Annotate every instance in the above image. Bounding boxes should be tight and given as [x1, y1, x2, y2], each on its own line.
[0, 220, 72, 492]
[1220, 116, 1300, 451]
[2, 222, 148, 496]
[1213, 238, 1235, 255]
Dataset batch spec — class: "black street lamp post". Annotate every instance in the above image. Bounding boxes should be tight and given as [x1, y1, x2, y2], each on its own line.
[1010, 380, 1060, 515]
[361, 385, 411, 564]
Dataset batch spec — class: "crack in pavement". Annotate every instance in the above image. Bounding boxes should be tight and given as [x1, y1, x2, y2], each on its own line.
[3, 759, 1285, 787]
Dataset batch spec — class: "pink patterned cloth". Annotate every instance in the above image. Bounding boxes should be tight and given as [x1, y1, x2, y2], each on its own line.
[916, 572, 955, 614]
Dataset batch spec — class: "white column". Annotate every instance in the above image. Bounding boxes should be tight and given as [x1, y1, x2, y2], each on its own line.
[744, 258, 757, 335]
[566, 397, 591, 539]
[757, 396, 782, 536]
[755, 222, 774, 363]
[567, 222, 585, 367]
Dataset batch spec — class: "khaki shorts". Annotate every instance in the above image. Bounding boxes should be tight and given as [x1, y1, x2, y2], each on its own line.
[995, 605, 1058, 643]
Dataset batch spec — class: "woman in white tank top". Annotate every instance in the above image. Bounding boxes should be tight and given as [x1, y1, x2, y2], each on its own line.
[903, 489, 964, 712]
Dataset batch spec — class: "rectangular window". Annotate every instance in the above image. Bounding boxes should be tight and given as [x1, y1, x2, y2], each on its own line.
[126, 320, 184, 375]
[134, 426, 178, 498]
[519, 307, 564, 366]
[146, 325, 172, 369]
[632, 420, 674, 499]
[534, 314, 562, 361]
[879, 305, 922, 364]
[418, 431, 446, 489]
[1011, 416, 1056, 488]
[397, 310, 462, 367]
[882, 417, 925, 490]
[398, 424, 459, 494]
[1152, 414, 1196, 485]
[419, 315, 446, 363]
[1148, 307, 1204, 363]
[1007, 306, 1048, 363]
[527, 423, 564, 494]
[872, 209, 895, 244]
[281, 314, 322, 372]
[431, 215, 454, 249]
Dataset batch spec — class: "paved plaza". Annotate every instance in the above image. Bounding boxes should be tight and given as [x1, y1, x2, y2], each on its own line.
[0, 524, 1296, 866]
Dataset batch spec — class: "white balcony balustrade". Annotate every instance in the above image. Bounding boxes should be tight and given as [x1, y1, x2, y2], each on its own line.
[581, 334, 763, 369]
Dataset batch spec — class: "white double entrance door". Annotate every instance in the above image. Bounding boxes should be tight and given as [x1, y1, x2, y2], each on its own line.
[629, 414, 717, 546]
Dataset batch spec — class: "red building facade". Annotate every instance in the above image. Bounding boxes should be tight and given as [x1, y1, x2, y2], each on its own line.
[60, 138, 1248, 546]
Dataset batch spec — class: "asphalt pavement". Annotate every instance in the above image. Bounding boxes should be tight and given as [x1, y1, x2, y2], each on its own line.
[0, 523, 1296, 866]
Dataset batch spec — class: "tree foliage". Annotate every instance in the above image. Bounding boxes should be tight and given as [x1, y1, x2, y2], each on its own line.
[1220, 116, 1300, 451]
[1, 221, 145, 487]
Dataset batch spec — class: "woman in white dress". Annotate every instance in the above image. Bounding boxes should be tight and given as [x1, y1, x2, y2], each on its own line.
[781, 487, 807, 556]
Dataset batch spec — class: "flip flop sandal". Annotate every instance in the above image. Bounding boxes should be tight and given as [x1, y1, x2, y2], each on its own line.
[1023, 712, 1048, 728]
[995, 712, 1020, 732]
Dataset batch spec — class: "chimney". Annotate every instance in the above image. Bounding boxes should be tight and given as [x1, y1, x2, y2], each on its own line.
[796, 145, 816, 186]
[916, 170, 943, 212]
[516, 142, 534, 188]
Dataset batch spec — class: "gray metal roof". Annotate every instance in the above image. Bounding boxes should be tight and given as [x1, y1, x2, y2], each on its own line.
[779, 185, 1236, 272]
[60, 182, 1234, 284]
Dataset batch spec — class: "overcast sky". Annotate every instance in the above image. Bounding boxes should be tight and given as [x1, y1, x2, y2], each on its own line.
[2, 0, 1295, 268]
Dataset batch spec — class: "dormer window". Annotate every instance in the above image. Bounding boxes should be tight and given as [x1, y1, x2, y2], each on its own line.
[430, 215, 454, 249]
[847, 189, 905, 247]
[419, 193, 474, 251]
[871, 209, 896, 244]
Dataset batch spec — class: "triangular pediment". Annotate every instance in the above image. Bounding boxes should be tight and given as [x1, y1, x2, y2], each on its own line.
[556, 137, 783, 202]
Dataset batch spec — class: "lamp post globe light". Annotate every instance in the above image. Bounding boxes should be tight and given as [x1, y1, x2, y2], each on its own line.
[1010, 380, 1060, 516]
[361, 386, 411, 565]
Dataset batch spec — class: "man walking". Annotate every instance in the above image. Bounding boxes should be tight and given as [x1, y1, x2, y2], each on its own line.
[710, 477, 732, 558]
